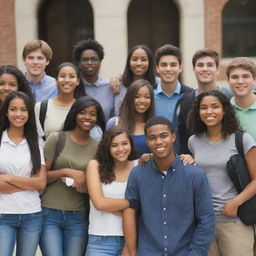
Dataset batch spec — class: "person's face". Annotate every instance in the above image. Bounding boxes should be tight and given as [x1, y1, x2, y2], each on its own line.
[146, 124, 176, 160]
[134, 86, 151, 114]
[130, 48, 149, 78]
[156, 55, 182, 85]
[79, 49, 101, 77]
[193, 56, 219, 85]
[110, 132, 132, 163]
[7, 98, 29, 128]
[76, 105, 97, 132]
[23, 49, 49, 77]
[57, 66, 80, 95]
[0, 74, 19, 102]
[199, 96, 224, 129]
[228, 68, 255, 98]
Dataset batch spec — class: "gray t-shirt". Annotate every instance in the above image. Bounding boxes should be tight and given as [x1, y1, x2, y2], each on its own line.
[188, 132, 256, 222]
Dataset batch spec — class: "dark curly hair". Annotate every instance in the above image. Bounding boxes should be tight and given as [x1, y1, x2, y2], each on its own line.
[188, 90, 240, 138]
[0, 65, 35, 105]
[122, 45, 156, 88]
[95, 126, 136, 184]
[55, 62, 86, 99]
[72, 39, 104, 62]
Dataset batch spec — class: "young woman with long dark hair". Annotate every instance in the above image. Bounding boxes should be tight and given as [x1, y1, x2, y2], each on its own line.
[86, 126, 136, 255]
[40, 96, 105, 256]
[188, 90, 256, 256]
[0, 92, 46, 256]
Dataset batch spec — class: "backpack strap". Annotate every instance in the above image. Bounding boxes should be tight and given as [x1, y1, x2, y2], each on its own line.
[51, 131, 67, 170]
[235, 130, 245, 157]
[39, 99, 49, 131]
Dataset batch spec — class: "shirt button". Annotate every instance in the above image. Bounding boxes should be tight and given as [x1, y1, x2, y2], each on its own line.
[173, 168, 175, 172]
[164, 222, 167, 225]
[163, 194, 166, 198]
[164, 248, 168, 251]
[164, 235, 167, 239]
[163, 208, 166, 211]
[162, 176, 165, 179]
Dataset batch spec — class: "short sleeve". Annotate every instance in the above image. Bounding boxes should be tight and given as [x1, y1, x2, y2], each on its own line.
[39, 142, 45, 165]
[243, 132, 256, 155]
[188, 135, 195, 155]
[106, 117, 117, 130]
[44, 132, 58, 162]
[125, 167, 140, 210]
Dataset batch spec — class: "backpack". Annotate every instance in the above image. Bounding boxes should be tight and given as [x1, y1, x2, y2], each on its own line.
[39, 99, 49, 140]
[227, 131, 256, 225]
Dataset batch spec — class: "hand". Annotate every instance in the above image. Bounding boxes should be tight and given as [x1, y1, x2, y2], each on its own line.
[111, 211, 122, 217]
[0, 174, 11, 182]
[64, 169, 85, 188]
[222, 198, 240, 217]
[122, 245, 130, 256]
[180, 154, 195, 165]
[110, 75, 122, 94]
[139, 153, 152, 165]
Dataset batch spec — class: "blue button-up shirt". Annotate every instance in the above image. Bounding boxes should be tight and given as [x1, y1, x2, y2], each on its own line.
[154, 81, 182, 121]
[125, 156, 215, 256]
[82, 76, 115, 121]
[27, 73, 58, 102]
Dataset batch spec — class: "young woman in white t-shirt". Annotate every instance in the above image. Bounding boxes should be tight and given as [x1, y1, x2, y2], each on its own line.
[86, 126, 137, 256]
[0, 92, 46, 256]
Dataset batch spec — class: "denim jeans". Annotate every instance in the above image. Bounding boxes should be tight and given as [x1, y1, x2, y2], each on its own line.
[86, 235, 124, 256]
[0, 211, 43, 256]
[40, 207, 88, 256]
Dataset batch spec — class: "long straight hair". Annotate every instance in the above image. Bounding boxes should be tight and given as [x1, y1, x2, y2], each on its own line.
[119, 79, 154, 134]
[0, 92, 41, 175]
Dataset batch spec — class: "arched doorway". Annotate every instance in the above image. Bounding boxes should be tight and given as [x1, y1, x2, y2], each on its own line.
[128, 0, 179, 54]
[222, 0, 256, 57]
[38, 0, 94, 76]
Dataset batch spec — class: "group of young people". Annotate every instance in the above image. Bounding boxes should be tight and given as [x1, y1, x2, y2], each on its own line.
[0, 37, 255, 256]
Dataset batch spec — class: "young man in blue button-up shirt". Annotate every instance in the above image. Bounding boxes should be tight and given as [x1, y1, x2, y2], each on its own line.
[123, 116, 215, 256]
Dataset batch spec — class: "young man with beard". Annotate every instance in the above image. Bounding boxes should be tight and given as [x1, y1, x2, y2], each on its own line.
[72, 39, 114, 121]
[123, 116, 215, 256]
[23, 40, 58, 102]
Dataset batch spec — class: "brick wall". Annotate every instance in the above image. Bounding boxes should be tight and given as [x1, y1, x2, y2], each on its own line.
[204, 0, 229, 80]
[0, 0, 17, 66]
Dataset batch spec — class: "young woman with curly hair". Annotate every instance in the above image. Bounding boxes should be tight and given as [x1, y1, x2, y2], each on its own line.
[86, 126, 137, 256]
[188, 90, 256, 256]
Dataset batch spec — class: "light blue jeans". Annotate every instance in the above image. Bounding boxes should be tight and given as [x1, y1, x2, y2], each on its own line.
[0, 211, 43, 256]
[86, 235, 124, 256]
[40, 207, 88, 256]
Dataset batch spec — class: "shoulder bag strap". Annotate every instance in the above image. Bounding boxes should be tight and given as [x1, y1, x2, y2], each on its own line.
[39, 99, 48, 131]
[235, 130, 244, 157]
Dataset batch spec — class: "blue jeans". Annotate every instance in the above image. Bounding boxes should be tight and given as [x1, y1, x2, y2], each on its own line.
[0, 211, 43, 256]
[40, 207, 88, 256]
[86, 235, 124, 256]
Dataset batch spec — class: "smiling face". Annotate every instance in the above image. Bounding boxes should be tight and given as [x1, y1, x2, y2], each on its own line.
[146, 124, 175, 160]
[7, 98, 29, 129]
[23, 49, 49, 78]
[0, 74, 19, 102]
[199, 96, 224, 129]
[130, 48, 149, 79]
[156, 55, 182, 86]
[134, 85, 151, 114]
[57, 66, 80, 95]
[193, 56, 219, 87]
[79, 49, 101, 79]
[76, 105, 97, 132]
[110, 132, 132, 163]
[228, 67, 255, 99]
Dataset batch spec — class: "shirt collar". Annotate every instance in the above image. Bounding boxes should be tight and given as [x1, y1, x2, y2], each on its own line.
[150, 155, 181, 174]
[2, 130, 26, 146]
[26, 72, 47, 85]
[82, 76, 102, 87]
[231, 96, 256, 110]
[155, 80, 181, 96]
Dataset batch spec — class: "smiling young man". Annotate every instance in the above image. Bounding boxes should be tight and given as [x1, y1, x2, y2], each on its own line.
[123, 116, 215, 256]
[227, 57, 256, 141]
[72, 39, 114, 121]
[154, 44, 192, 122]
[22, 40, 58, 102]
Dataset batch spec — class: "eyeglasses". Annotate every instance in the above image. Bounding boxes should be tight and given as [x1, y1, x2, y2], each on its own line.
[80, 57, 100, 64]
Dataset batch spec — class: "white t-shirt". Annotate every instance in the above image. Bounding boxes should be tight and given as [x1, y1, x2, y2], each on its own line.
[0, 130, 45, 214]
